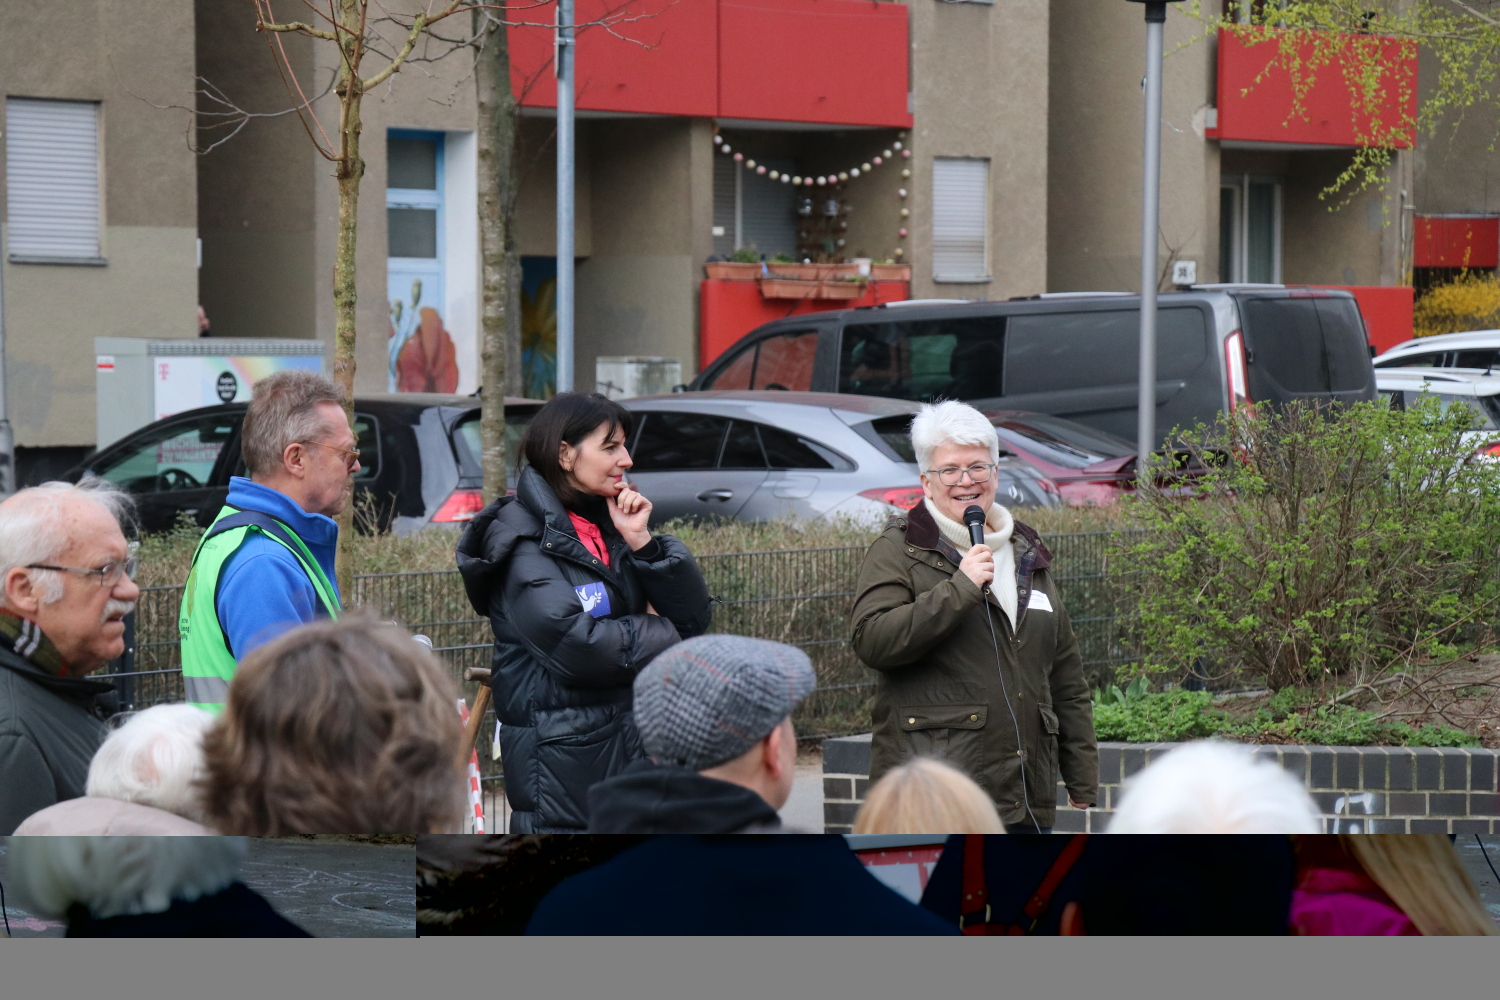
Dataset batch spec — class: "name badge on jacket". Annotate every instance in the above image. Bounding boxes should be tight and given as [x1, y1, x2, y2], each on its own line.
[574, 581, 612, 618]
[1028, 589, 1053, 613]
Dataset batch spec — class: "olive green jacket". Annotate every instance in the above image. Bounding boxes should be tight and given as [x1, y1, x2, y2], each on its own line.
[849, 501, 1098, 829]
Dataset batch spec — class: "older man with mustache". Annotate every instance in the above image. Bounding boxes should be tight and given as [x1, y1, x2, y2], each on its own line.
[0, 481, 139, 835]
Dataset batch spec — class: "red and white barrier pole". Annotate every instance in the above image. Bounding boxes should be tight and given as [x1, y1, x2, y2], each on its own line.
[456, 697, 485, 834]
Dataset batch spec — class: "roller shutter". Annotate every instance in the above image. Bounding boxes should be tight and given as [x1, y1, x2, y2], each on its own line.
[932, 157, 988, 282]
[6, 98, 102, 261]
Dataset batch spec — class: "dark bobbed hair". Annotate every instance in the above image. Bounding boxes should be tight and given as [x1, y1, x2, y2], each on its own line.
[520, 392, 635, 509]
[200, 613, 465, 835]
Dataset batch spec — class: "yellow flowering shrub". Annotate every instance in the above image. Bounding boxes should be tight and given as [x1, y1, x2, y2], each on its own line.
[1413, 271, 1500, 337]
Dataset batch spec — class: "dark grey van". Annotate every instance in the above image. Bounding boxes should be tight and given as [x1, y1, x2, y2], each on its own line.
[688, 286, 1377, 445]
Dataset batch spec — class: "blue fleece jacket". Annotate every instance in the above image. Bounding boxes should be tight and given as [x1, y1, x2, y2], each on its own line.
[216, 477, 341, 659]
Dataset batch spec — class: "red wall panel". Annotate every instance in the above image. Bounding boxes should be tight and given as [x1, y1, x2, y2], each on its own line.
[511, 0, 717, 116]
[1215, 28, 1415, 148]
[1413, 217, 1500, 269]
[511, 0, 911, 127]
[700, 278, 908, 366]
[718, 0, 911, 127]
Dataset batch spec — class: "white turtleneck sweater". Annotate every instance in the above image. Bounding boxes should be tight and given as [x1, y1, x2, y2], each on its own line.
[923, 498, 1019, 629]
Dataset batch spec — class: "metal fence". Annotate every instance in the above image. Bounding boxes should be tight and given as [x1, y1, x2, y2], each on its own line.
[106, 529, 1144, 831]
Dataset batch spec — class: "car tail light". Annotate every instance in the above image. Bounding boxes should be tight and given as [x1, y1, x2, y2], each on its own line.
[1038, 477, 1060, 494]
[1224, 329, 1251, 412]
[1477, 442, 1500, 459]
[432, 489, 485, 522]
[859, 486, 925, 510]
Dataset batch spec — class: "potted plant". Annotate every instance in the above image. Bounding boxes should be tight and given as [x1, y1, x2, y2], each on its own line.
[870, 259, 911, 281]
[759, 276, 822, 300]
[766, 253, 819, 281]
[705, 246, 763, 280]
[817, 275, 867, 300]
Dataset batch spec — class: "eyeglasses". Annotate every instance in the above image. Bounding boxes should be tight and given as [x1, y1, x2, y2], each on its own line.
[927, 463, 996, 486]
[301, 439, 361, 470]
[28, 556, 139, 588]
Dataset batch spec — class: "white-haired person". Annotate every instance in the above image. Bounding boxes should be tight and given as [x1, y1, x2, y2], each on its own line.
[13, 703, 215, 835]
[1108, 740, 1323, 834]
[0, 480, 140, 835]
[850, 400, 1097, 834]
[7, 836, 309, 937]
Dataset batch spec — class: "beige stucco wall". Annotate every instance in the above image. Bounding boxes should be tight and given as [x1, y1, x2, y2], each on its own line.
[907, 0, 1049, 300]
[0, 0, 199, 447]
[1048, 1, 1218, 293]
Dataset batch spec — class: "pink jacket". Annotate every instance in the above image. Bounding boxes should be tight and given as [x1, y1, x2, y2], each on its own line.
[1290, 867, 1419, 936]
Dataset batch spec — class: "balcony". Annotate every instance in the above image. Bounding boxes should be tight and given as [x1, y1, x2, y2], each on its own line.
[509, 0, 912, 129]
[1209, 27, 1416, 149]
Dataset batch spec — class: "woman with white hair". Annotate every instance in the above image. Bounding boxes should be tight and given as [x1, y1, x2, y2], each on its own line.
[1108, 740, 1323, 834]
[7, 836, 308, 937]
[13, 703, 215, 834]
[850, 400, 1098, 834]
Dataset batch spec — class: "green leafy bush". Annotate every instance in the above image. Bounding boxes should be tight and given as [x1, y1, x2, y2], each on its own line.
[1121, 398, 1500, 691]
[1092, 690, 1228, 743]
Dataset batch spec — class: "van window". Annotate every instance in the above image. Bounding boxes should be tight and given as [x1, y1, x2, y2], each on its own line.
[838, 316, 1005, 402]
[702, 329, 818, 391]
[1004, 308, 1208, 394]
[1242, 296, 1373, 397]
[1315, 298, 1373, 393]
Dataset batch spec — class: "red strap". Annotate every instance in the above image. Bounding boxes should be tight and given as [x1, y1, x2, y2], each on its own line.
[959, 834, 989, 936]
[958, 834, 1089, 936]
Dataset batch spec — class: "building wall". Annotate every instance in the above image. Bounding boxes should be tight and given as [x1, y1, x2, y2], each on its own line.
[0, 0, 198, 447]
[908, 0, 1050, 301]
[1048, 1, 1218, 293]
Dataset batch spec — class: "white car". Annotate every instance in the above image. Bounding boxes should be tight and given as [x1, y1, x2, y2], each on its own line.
[1374, 330, 1500, 372]
[1374, 368, 1500, 458]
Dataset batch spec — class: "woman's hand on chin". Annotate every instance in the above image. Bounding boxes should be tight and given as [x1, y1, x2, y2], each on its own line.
[608, 484, 653, 550]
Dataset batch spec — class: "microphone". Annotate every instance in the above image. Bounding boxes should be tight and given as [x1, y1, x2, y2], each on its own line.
[963, 505, 990, 595]
[963, 505, 987, 547]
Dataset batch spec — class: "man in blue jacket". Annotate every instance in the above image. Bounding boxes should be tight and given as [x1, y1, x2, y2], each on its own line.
[179, 370, 357, 711]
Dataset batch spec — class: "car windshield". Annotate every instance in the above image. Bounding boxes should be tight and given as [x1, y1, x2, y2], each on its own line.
[989, 412, 1136, 468]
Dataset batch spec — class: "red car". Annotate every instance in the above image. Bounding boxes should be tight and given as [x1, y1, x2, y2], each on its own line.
[983, 410, 1139, 506]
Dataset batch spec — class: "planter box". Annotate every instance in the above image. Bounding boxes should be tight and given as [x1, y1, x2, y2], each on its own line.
[766, 262, 820, 280]
[819, 263, 860, 279]
[818, 279, 866, 300]
[870, 263, 911, 281]
[759, 277, 822, 300]
[704, 261, 762, 280]
[822, 734, 1500, 834]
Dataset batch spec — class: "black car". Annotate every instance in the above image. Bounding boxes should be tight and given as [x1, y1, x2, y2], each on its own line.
[66, 394, 541, 535]
[689, 286, 1377, 447]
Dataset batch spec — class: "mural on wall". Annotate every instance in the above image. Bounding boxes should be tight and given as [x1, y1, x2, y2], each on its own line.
[388, 278, 459, 393]
[522, 256, 557, 399]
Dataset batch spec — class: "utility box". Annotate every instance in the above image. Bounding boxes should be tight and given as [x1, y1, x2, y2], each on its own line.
[595, 357, 683, 400]
[94, 338, 325, 450]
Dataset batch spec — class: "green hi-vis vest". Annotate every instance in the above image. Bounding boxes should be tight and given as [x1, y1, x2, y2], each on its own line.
[178, 506, 341, 713]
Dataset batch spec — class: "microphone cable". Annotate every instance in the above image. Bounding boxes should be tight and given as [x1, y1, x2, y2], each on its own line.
[1, 876, 10, 937]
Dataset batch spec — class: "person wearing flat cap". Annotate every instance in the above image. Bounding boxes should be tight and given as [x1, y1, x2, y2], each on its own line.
[586, 634, 815, 834]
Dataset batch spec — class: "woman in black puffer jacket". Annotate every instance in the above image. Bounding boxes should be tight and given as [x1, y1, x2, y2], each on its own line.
[456, 393, 712, 832]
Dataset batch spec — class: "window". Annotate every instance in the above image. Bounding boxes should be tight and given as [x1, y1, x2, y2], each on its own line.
[1003, 308, 1209, 394]
[1454, 349, 1500, 371]
[387, 131, 450, 393]
[92, 415, 239, 493]
[454, 410, 535, 486]
[839, 317, 1005, 402]
[1240, 296, 1372, 398]
[1377, 351, 1446, 369]
[992, 414, 1136, 469]
[1220, 174, 1281, 283]
[712, 151, 797, 258]
[6, 98, 102, 263]
[932, 158, 989, 282]
[351, 415, 380, 480]
[758, 424, 839, 470]
[855, 414, 918, 464]
[703, 330, 818, 391]
[720, 421, 766, 468]
[631, 412, 729, 470]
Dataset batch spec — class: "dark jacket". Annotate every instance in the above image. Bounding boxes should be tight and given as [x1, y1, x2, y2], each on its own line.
[587, 761, 782, 833]
[0, 645, 116, 836]
[849, 501, 1097, 830]
[66, 882, 311, 938]
[456, 467, 713, 833]
[526, 836, 961, 936]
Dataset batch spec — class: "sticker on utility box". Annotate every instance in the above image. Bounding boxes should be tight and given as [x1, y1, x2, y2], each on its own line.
[574, 581, 611, 618]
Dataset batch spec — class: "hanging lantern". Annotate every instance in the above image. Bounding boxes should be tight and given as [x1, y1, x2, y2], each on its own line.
[873, 156, 883, 166]
[746, 158, 756, 168]
[792, 175, 802, 185]
[713, 134, 722, 145]
[781, 174, 792, 183]
[902, 149, 911, 159]
[849, 168, 860, 178]
[769, 170, 779, 180]
[902, 169, 911, 179]
[838, 171, 849, 182]
[817, 176, 827, 186]
[862, 162, 872, 172]
[898, 188, 907, 198]
[757, 165, 767, 175]
[894, 247, 904, 258]
[898, 227, 908, 237]
[893, 141, 902, 150]
[882, 149, 892, 158]
[721, 143, 731, 153]
[900, 208, 909, 218]
[734, 152, 743, 162]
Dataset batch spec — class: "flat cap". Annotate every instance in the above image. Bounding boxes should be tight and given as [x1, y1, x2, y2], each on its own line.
[633, 634, 816, 771]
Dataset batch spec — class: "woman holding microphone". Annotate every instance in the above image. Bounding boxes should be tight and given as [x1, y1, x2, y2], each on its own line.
[457, 393, 712, 833]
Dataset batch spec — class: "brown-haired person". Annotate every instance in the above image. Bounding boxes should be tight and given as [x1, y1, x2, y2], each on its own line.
[179, 370, 358, 714]
[200, 615, 465, 834]
[456, 392, 713, 833]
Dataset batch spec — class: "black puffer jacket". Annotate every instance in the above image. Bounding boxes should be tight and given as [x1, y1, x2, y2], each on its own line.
[456, 467, 713, 832]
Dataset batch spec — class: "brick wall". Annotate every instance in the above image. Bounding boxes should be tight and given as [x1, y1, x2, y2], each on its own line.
[822, 735, 1500, 834]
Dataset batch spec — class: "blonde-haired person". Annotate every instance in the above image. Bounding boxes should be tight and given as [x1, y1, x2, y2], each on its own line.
[853, 757, 1005, 835]
[1292, 835, 1500, 936]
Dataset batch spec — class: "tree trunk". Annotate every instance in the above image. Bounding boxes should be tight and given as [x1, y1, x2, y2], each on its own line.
[476, 6, 522, 501]
[331, 0, 366, 597]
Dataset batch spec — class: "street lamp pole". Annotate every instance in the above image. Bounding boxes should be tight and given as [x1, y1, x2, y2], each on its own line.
[555, 0, 575, 393]
[1129, 0, 1167, 464]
